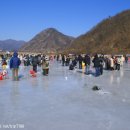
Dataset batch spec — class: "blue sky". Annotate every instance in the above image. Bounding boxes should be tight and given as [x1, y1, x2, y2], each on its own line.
[0, 0, 130, 41]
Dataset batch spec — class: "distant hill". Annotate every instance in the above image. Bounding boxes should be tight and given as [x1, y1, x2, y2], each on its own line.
[67, 10, 130, 54]
[20, 28, 75, 53]
[0, 39, 26, 51]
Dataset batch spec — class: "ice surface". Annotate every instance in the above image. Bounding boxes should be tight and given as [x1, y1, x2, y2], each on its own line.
[0, 61, 130, 130]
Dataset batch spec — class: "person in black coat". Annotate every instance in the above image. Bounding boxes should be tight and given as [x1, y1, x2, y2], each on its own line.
[78, 55, 83, 69]
[62, 55, 65, 66]
[125, 56, 128, 63]
[84, 54, 91, 74]
[92, 54, 100, 76]
[32, 56, 38, 73]
[99, 56, 104, 75]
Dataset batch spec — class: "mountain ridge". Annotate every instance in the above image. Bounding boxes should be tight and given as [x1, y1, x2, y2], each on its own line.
[67, 10, 130, 54]
[20, 28, 75, 53]
[0, 39, 26, 51]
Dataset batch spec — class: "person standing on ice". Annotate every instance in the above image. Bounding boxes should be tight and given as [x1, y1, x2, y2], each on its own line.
[42, 59, 49, 76]
[110, 56, 114, 70]
[92, 54, 100, 76]
[32, 55, 38, 73]
[62, 54, 65, 66]
[59, 54, 62, 63]
[120, 56, 125, 66]
[99, 55, 104, 75]
[115, 57, 121, 71]
[10, 51, 21, 81]
[78, 54, 83, 69]
[84, 54, 91, 75]
[125, 55, 128, 63]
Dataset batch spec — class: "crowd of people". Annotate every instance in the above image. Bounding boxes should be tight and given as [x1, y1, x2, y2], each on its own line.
[56, 53, 127, 77]
[0, 52, 129, 81]
[0, 52, 50, 81]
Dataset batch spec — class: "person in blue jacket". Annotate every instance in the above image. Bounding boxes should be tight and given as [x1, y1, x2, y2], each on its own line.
[10, 52, 21, 81]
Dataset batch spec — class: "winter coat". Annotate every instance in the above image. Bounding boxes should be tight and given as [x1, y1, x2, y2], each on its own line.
[92, 56, 100, 68]
[78, 55, 83, 63]
[62, 55, 65, 62]
[59, 55, 62, 61]
[32, 56, 38, 66]
[2, 60, 7, 66]
[117, 58, 121, 64]
[10, 52, 21, 69]
[42, 61, 49, 69]
[84, 55, 91, 66]
[110, 58, 114, 67]
[99, 57, 104, 67]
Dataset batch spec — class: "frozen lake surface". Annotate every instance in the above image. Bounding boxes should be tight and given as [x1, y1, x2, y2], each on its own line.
[0, 61, 130, 130]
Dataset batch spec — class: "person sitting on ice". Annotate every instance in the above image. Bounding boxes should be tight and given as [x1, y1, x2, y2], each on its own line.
[2, 69, 8, 79]
[29, 70, 36, 77]
[69, 58, 77, 70]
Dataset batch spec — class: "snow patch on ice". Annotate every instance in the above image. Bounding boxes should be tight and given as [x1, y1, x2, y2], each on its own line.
[96, 90, 111, 95]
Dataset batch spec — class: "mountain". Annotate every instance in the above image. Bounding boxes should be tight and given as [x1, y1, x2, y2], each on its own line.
[0, 39, 26, 51]
[20, 28, 75, 53]
[67, 10, 130, 54]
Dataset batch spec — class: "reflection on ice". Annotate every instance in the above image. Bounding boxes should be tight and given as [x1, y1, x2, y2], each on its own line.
[30, 78, 39, 87]
[110, 74, 114, 84]
[65, 76, 68, 80]
[116, 77, 120, 84]
[120, 69, 124, 77]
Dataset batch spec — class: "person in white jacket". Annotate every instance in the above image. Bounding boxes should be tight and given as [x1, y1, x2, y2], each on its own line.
[120, 56, 125, 66]
[115, 57, 121, 70]
[110, 57, 114, 70]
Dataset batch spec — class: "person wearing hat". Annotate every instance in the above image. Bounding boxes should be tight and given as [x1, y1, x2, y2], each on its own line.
[10, 52, 21, 81]
[42, 59, 49, 76]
